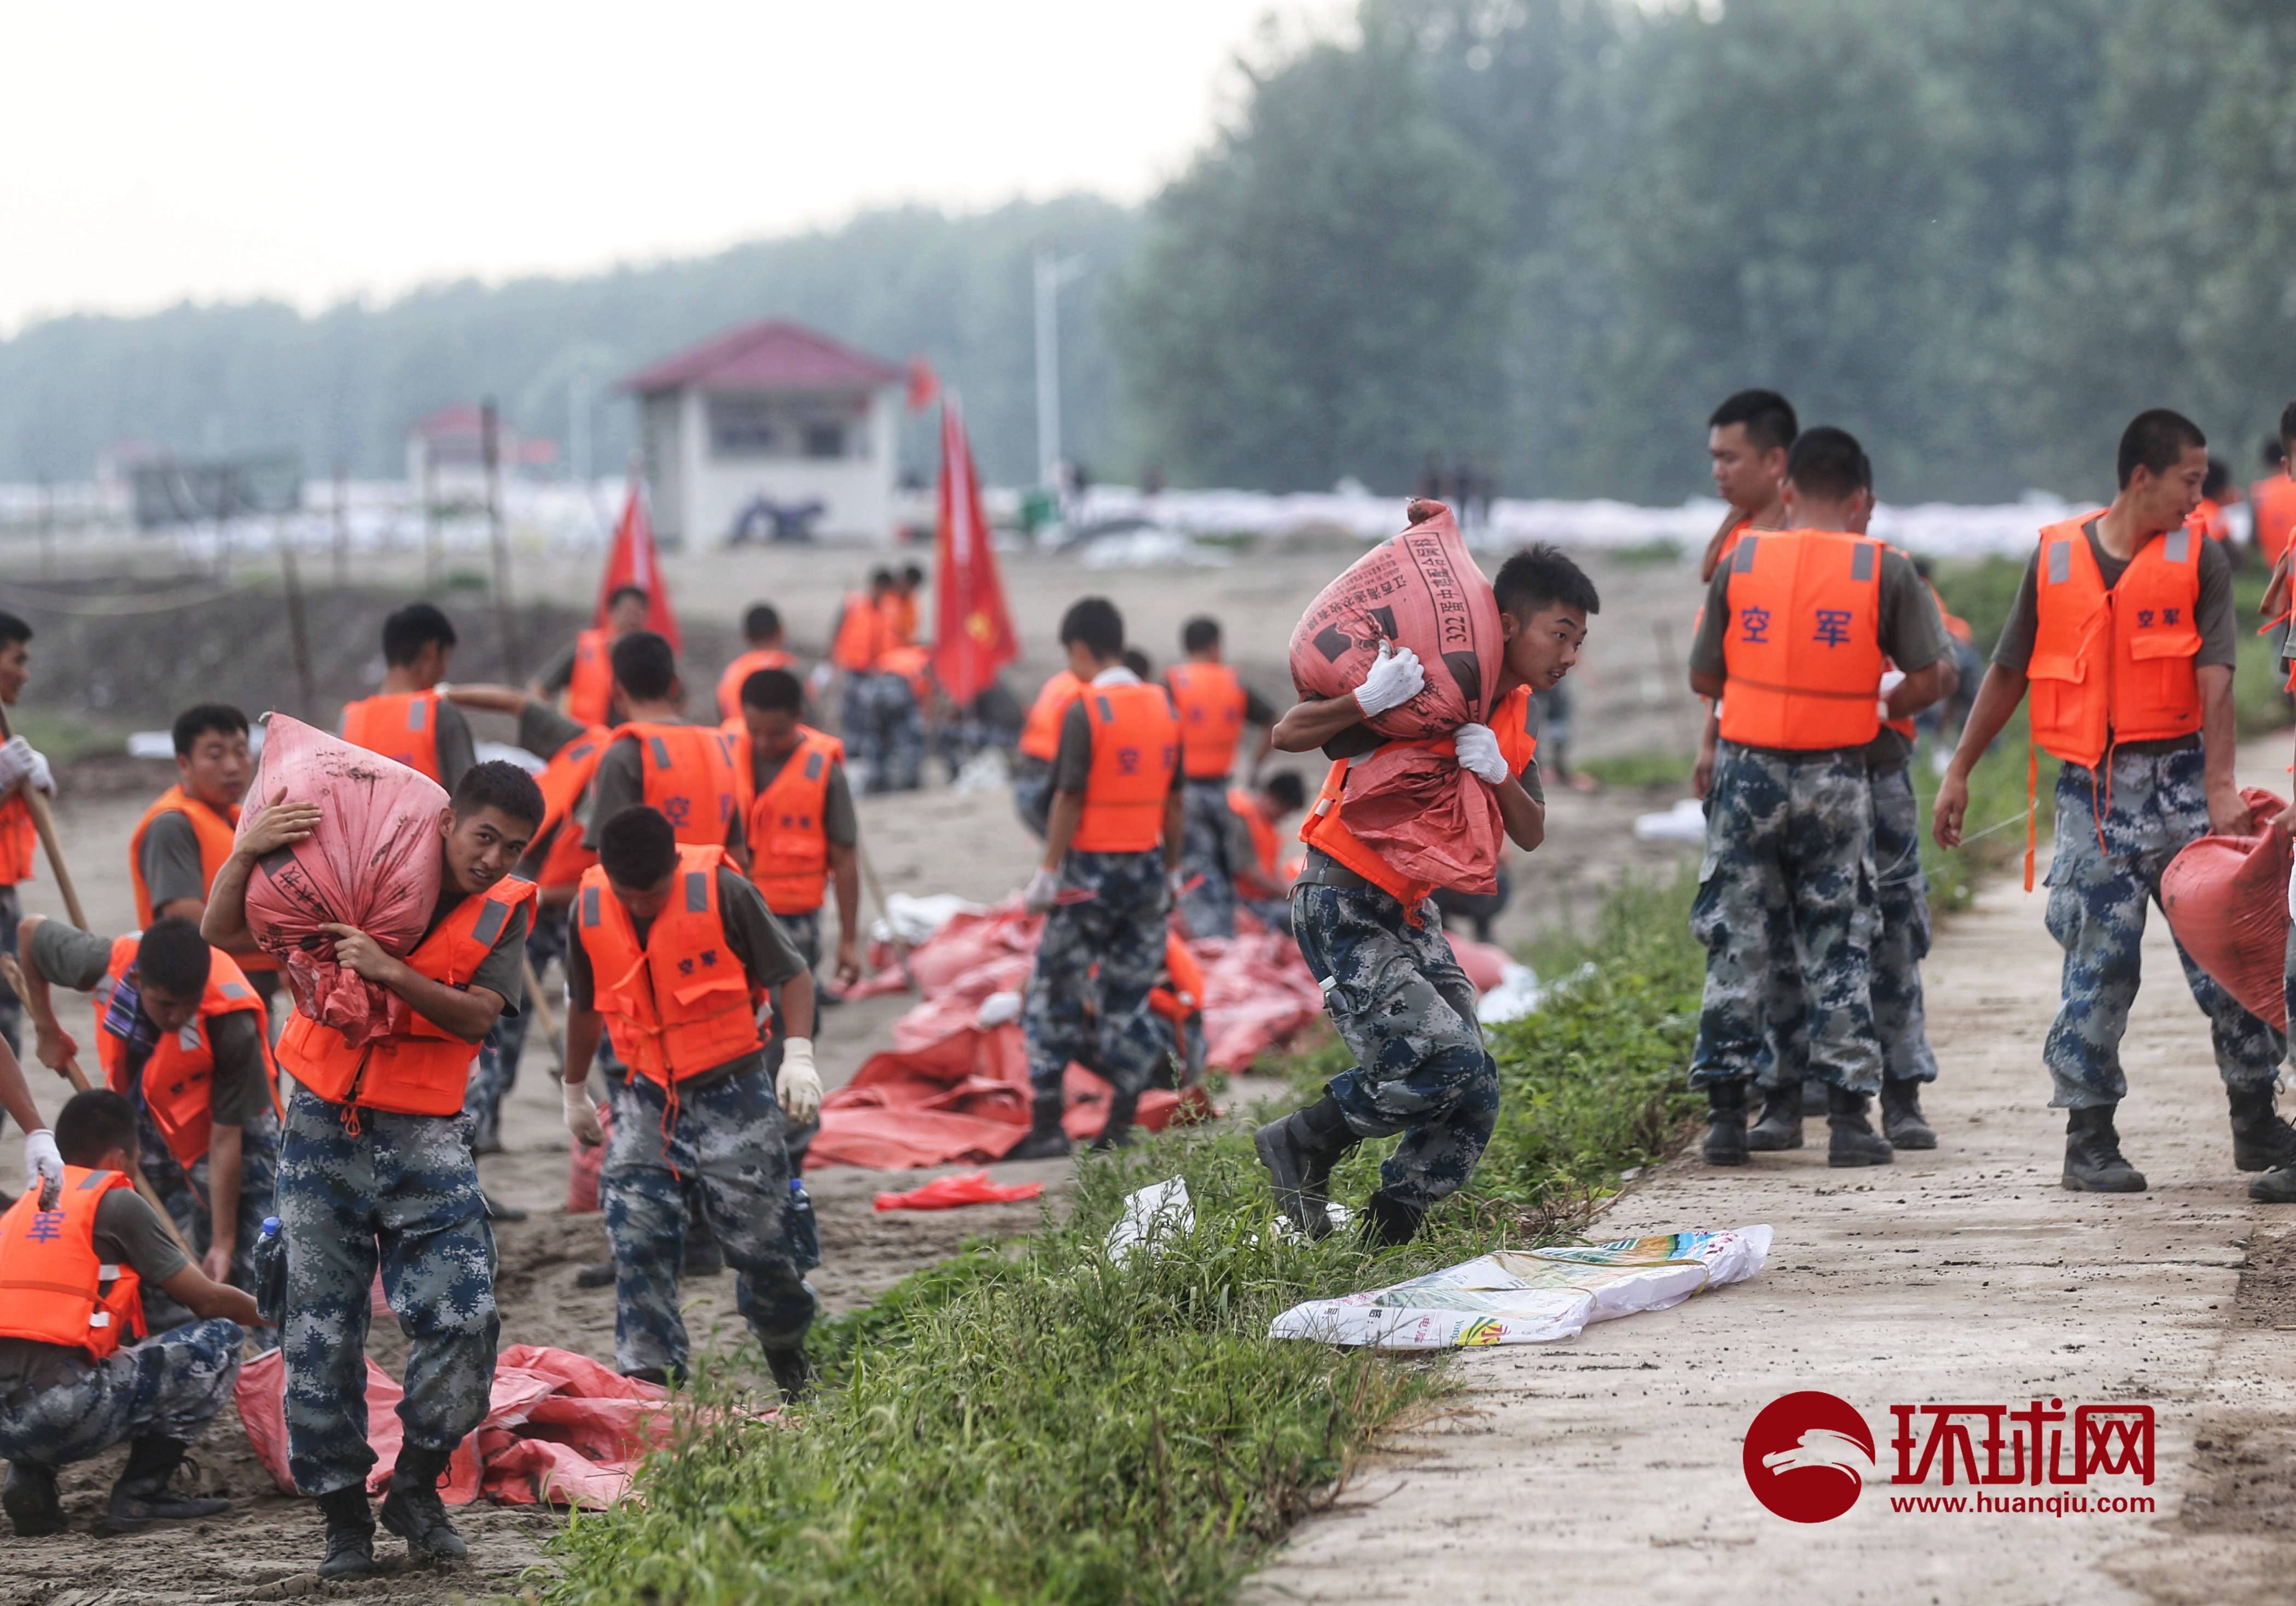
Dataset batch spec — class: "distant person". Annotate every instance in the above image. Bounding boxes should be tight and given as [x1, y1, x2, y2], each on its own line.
[1012, 664, 1088, 839]
[715, 604, 798, 725]
[578, 632, 745, 862]
[128, 704, 281, 1004]
[2251, 420, 2296, 572]
[1228, 770, 1307, 930]
[2186, 456, 2239, 545]
[533, 585, 650, 728]
[828, 570, 922, 793]
[339, 603, 474, 792]
[1163, 616, 1278, 938]
[1935, 409, 2293, 1197]
[0, 611, 56, 1057]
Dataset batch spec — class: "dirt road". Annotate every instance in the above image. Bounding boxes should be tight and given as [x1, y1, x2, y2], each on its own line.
[1252, 796, 2296, 1603]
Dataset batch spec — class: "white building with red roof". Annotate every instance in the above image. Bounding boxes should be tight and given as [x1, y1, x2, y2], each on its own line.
[620, 318, 904, 545]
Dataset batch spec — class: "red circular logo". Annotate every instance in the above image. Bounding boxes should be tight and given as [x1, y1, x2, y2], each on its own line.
[1742, 1391, 1875, 1522]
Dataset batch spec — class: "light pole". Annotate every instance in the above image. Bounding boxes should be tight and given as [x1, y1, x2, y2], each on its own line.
[1033, 247, 1088, 493]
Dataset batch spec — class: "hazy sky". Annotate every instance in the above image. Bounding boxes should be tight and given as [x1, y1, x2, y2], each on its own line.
[0, 1, 1344, 333]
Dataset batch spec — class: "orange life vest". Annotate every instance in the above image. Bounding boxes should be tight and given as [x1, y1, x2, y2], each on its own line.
[530, 726, 610, 894]
[1070, 683, 1181, 854]
[1298, 755, 1440, 911]
[565, 629, 617, 728]
[1229, 788, 1280, 884]
[0, 1167, 146, 1359]
[877, 643, 934, 704]
[1148, 934, 1206, 1046]
[881, 591, 920, 648]
[1716, 530, 1887, 751]
[340, 690, 444, 782]
[95, 936, 271, 1168]
[1165, 662, 1249, 780]
[829, 593, 887, 673]
[2185, 498, 2231, 544]
[2251, 474, 2296, 567]
[743, 729, 840, 915]
[574, 845, 764, 1085]
[1489, 685, 1541, 775]
[0, 791, 33, 885]
[1927, 578, 1973, 645]
[2026, 518, 2203, 770]
[127, 785, 278, 974]
[278, 876, 536, 1119]
[1018, 671, 1086, 763]
[619, 722, 742, 846]
[716, 648, 797, 725]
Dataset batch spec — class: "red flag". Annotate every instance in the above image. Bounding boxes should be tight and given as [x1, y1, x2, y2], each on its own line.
[932, 395, 1018, 706]
[906, 354, 940, 413]
[596, 474, 681, 651]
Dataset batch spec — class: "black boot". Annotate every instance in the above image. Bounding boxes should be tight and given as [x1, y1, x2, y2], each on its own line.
[95, 1436, 229, 1535]
[1254, 1095, 1359, 1238]
[1881, 1079, 1937, 1150]
[3, 1460, 67, 1537]
[1746, 1081, 1805, 1151]
[379, 1443, 467, 1563]
[317, 1485, 379, 1580]
[1009, 1095, 1072, 1160]
[1826, 1086, 1894, 1167]
[480, 1190, 527, 1223]
[2062, 1104, 2146, 1192]
[1089, 1091, 1140, 1153]
[765, 1345, 815, 1404]
[1357, 1190, 1425, 1249]
[2250, 1163, 2296, 1203]
[575, 1260, 617, 1289]
[1702, 1082, 1749, 1166]
[2228, 1085, 2296, 1173]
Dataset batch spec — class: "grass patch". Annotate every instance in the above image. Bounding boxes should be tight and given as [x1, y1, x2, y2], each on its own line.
[1607, 537, 1685, 568]
[1577, 748, 1694, 789]
[543, 879, 1706, 1606]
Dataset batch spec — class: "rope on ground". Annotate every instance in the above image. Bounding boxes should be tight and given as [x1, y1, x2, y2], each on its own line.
[0, 579, 264, 616]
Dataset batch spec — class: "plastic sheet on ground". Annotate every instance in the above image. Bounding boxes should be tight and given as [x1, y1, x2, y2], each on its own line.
[237, 1343, 674, 1508]
[873, 1169, 1045, 1211]
[809, 1023, 1205, 1170]
[1476, 963, 1545, 1025]
[1269, 1225, 1773, 1349]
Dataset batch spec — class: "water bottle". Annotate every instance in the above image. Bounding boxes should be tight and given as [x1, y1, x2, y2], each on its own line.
[786, 1178, 820, 1274]
[253, 1216, 288, 1328]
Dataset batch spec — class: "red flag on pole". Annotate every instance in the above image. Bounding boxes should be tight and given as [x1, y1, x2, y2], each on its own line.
[932, 394, 1018, 706]
[596, 471, 681, 651]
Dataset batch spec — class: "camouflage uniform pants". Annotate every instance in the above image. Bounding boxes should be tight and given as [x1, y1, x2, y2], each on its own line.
[1291, 880, 1498, 1210]
[764, 910, 821, 1171]
[846, 673, 923, 794]
[1748, 762, 1937, 1090]
[1023, 849, 1170, 1107]
[2041, 749, 2281, 1108]
[1176, 778, 1239, 939]
[0, 885, 20, 1057]
[276, 1088, 498, 1496]
[0, 1318, 242, 1470]
[466, 902, 569, 1148]
[601, 1069, 815, 1377]
[136, 1104, 281, 1331]
[1690, 747, 1883, 1093]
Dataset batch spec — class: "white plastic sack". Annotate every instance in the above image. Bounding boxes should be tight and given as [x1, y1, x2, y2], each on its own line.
[1106, 1178, 1193, 1264]
[1476, 962, 1545, 1025]
[1269, 1225, 1772, 1350]
[875, 892, 987, 949]
[1633, 797, 1708, 844]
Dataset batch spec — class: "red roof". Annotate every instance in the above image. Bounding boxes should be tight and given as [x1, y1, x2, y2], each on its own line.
[408, 403, 492, 439]
[619, 319, 903, 395]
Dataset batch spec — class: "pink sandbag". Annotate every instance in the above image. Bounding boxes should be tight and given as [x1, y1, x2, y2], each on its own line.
[567, 1099, 613, 1213]
[874, 1169, 1045, 1212]
[236, 714, 447, 1046]
[2161, 787, 2292, 1029]
[1287, 501, 1506, 893]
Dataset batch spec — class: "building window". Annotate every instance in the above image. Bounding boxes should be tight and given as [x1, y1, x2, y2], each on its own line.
[709, 397, 779, 458]
[803, 421, 847, 459]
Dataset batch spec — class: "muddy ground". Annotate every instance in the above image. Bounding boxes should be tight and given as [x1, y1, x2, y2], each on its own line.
[0, 537, 1711, 1602]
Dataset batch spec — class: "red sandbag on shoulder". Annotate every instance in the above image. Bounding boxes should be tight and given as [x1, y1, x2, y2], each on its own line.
[1288, 502, 1506, 893]
[2161, 786, 2292, 1029]
[236, 714, 447, 1046]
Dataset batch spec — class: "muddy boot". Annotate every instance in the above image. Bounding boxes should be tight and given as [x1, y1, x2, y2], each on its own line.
[2249, 1164, 2296, 1203]
[480, 1190, 527, 1223]
[1357, 1190, 1425, 1249]
[1089, 1091, 1140, 1153]
[1702, 1082, 1749, 1166]
[2228, 1085, 2296, 1173]
[317, 1486, 378, 1580]
[1881, 1079, 1936, 1150]
[575, 1260, 616, 1289]
[1254, 1095, 1359, 1239]
[765, 1345, 815, 1404]
[1746, 1081, 1805, 1151]
[95, 1436, 229, 1535]
[3, 1460, 67, 1538]
[1826, 1087, 1894, 1167]
[2061, 1104, 2146, 1193]
[379, 1444, 467, 1563]
[1008, 1095, 1072, 1160]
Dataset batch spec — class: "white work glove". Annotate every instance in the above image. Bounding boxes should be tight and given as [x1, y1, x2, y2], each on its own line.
[560, 1076, 604, 1148]
[1453, 723, 1509, 784]
[975, 990, 1023, 1029]
[1021, 865, 1060, 915]
[1876, 667, 1906, 720]
[23, 1128, 63, 1205]
[1351, 640, 1425, 718]
[776, 1038, 823, 1126]
[0, 737, 51, 796]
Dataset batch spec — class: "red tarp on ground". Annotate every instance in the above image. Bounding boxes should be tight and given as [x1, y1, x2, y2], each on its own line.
[237, 1343, 676, 1508]
[2162, 787, 2292, 1029]
[874, 1169, 1046, 1211]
